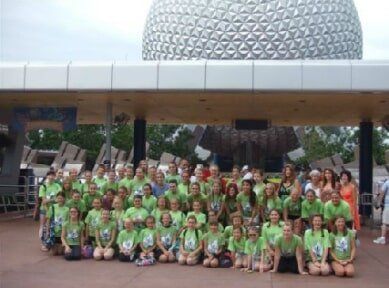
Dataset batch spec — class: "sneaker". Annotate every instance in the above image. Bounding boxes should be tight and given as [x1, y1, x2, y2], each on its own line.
[373, 237, 386, 244]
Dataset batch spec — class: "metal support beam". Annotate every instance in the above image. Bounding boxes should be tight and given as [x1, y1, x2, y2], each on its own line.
[104, 102, 113, 169]
[133, 119, 146, 169]
[359, 121, 373, 218]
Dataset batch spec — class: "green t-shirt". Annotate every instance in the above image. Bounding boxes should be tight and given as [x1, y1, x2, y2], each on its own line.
[110, 210, 125, 231]
[80, 182, 93, 196]
[304, 229, 330, 261]
[324, 200, 352, 222]
[124, 207, 149, 231]
[254, 182, 266, 199]
[186, 211, 206, 229]
[244, 237, 265, 256]
[116, 229, 138, 251]
[38, 182, 62, 210]
[129, 177, 149, 195]
[118, 178, 132, 191]
[66, 199, 87, 214]
[301, 198, 324, 220]
[207, 193, 225, 212]
[261, 222, 284, 248]
[165, 190, 187, 208]
[92, 177, 107, 194]
[236, 192, 256, 217]
[178, 182, 190, 195]
[330, 230, 355, 261]
[187, 193, 207, 211]
[180, 228, 203, 252]
[139, 227, 157, 248]
[63, 221, 84, 246]
[46, 204, 69, 237]
[71, 180, 82, 193]
[158, 225, 177, 248]
[170, 210, 185, 230]
[275, 234, 303, 257]
[228, 236, 246, 254]
[83, 192, 102, 211]
[165, 174, 181, 184]
[203, 231, 225, 254]
[283, 196, 303, 217]
[142, 195, 157, 213]
[84, 208, 102, 237]
[198, 181, 210, 195]
[224, 225, 247, 240]
[261, 197, 283, 220]
[97, 221, 116, 246]
[103, 181, 118, 194]
[151, 208, 169, 227]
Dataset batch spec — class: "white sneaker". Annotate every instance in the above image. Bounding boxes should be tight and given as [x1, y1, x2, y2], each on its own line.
[373, 237, 386, 244]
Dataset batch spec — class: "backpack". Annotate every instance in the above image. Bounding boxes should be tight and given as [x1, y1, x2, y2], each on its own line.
[42, 204, 55, 248]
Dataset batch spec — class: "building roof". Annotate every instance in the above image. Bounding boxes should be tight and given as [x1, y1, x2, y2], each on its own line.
[1, 60, 388, 125]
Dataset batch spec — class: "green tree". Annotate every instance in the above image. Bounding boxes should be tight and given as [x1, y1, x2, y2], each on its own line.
[294, 126, 389, 167]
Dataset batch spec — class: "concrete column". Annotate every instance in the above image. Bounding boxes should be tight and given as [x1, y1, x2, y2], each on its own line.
[133, 119, 146, 169]
[359, 121, 373, 218]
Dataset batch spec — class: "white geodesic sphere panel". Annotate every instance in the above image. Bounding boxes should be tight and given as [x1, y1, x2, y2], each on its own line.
[143, 0, 362, 60]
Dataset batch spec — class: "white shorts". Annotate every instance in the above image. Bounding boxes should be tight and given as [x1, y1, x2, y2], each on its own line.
[382, 207, 389, 225]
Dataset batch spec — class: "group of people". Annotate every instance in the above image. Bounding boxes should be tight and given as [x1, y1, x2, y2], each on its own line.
[37, 160, 367, 277]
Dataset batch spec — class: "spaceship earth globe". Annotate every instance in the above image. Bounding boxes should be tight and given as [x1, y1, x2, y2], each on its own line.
[142, 0, 363, 60]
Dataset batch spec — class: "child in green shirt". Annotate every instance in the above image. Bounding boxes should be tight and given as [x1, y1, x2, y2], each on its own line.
[169, 198, 186, 233]
[94, 209, 116, 261]
[84, 198, 102, 246]
[151, 196, 169, 228]
[203, 220, 225, 268]
[139, 216, 158, 259]
[178, 215, 203, 266]
[124, 196, 149, 232]
[261, 209, 284, 263]
[330, 216, 356, 277]
[156, 212, 177, 263]
[117, 218, 138, 262]
[243, 226, 268, 273]
[304, 214, 331, 276]
[301, 189, 324, 227]
[142, 183, 157, 213]
[82, 183, 102, 211]
[228, 226, 247, 269]
[46, 192, 69, 256]
[110, 196, 125, 232]
[61, 207, 84, 261]
[186, 201, 206, 231]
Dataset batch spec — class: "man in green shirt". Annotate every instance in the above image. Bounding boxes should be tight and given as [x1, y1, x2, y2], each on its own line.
[130, 168, 149, 196]
[324, 192, 352, 229]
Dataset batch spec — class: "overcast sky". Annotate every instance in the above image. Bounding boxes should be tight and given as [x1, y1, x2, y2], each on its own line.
[0, 0, 389, 62]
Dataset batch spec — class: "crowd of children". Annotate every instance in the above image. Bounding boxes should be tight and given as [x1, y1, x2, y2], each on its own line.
[38, 160, 359, 277]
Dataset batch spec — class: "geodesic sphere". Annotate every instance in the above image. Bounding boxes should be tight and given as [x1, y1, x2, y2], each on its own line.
[143, 0, 363, 60]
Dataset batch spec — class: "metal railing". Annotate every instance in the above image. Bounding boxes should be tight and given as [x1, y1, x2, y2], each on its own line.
[0, 175, 42, 216]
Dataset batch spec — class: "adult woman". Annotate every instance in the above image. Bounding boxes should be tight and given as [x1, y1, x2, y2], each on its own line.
[304, 170, 322, 197]
[270, 222, 307, 275]
[61, 207, 84, 261]
[339, 170, 360, 230]
[330, 217, 356, 277]
[301, 189, 324, 228]
[277, 164, 301, 201]
[320, 168, 340, 203]
[304, 214, 331, 276]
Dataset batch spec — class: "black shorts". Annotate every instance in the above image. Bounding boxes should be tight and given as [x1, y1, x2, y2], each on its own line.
[278, 256, 299, 274]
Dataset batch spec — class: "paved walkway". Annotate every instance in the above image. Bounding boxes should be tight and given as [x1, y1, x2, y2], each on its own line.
[0, 218, 388, 288]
